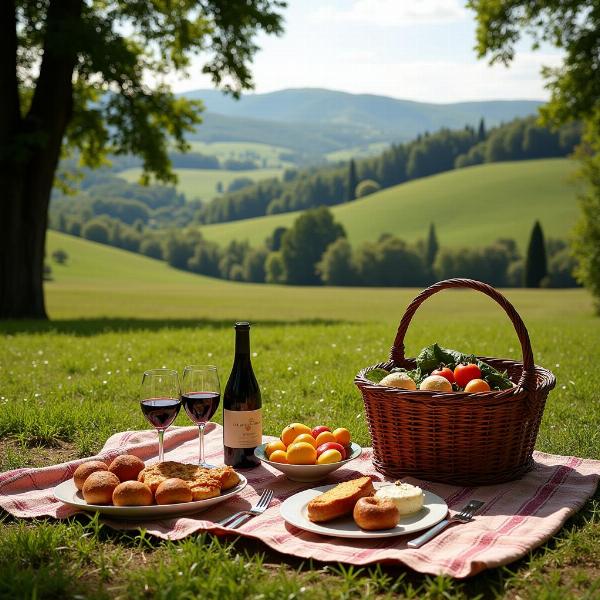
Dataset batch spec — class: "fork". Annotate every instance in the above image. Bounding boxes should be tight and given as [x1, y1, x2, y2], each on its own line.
[216, 489, 273, 529]
[407, 499, 485, 548]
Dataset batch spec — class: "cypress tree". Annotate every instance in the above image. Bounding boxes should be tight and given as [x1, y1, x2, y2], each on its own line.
[478, 118, 486, 141]
[524, 221, 548, 287]
[425, 223, 439, 270]
[348, 159, 358, 201]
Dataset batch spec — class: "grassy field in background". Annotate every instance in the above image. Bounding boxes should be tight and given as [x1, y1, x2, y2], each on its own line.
[186, 140, 295, 168]
[201, 159, 580, 250]
[325, 141, 391, 162]
[119, 166, 283, 203]
[1, 231, 598, 598]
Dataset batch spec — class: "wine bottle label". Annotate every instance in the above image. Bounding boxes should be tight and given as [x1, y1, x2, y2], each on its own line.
[223, 408, 262, 448]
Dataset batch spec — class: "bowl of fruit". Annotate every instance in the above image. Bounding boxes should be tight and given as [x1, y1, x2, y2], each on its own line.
[255, 423, 362, 482]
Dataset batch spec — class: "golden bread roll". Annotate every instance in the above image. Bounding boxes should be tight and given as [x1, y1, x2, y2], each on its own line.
[155, 478, 193, 505]
[82, 471, 120, 504]
[73, 460, 109, 491]
[108, 454, 145, 482]
[307, 476, 374, 522]
[353, 496, 399, 530]
[112, 481, 153, 506]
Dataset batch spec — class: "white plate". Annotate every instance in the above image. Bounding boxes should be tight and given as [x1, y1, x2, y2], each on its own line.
[54, 474, 247, 520]
[280, 482, 448, 539]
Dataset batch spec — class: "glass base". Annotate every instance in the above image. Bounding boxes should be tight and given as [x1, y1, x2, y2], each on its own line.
[198, 460, 216, 469]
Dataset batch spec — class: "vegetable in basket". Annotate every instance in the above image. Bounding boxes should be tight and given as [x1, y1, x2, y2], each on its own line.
[366, 343, 513, 391]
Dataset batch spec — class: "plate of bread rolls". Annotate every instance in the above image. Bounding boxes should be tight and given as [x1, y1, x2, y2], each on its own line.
[279, 476, 447, 538]
[54, 455, 246, 519]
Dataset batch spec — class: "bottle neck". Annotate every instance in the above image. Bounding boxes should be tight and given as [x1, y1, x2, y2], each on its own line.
[234, 329, 251, 358]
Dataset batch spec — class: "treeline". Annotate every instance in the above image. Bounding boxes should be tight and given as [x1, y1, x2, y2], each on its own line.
[199, 117, 581, 225]
[53, 205, 578, 289]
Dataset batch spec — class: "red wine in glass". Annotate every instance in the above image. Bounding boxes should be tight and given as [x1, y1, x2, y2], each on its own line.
[182, 366, 220, 467]
[182, 392, 220, 424]
[141, 398, 181, 429]
[140, 369, 181, 462]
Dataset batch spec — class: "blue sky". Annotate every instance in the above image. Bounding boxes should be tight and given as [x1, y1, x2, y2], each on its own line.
[167, 0, 562, 103]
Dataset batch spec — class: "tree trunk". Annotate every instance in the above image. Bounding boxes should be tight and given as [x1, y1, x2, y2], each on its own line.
[0, 0, 81, 319]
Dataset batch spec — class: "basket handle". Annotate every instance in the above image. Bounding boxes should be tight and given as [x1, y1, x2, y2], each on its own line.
[390, 278, 536, 391]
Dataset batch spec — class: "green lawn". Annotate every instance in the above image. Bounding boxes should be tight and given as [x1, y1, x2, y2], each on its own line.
[119, 166, 283, 203]
[1, 231, 598, 598]
[186, 140, 295, 168]
[200, 159, 581, 250]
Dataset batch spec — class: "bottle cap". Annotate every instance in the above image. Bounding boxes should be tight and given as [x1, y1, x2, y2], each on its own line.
[234, 321, 250, 330]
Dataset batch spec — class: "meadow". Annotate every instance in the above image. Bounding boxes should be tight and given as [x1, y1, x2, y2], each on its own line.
[1, 233, 598, 598]
[200, 159, 580, 250]
[186, 140, 295, 168]
[119, 166, 283, 203]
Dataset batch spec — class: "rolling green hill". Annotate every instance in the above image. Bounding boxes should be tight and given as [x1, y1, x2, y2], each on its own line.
[44, 230, 592, 323]
[200, 159, 581, 249]
[119, 166, 283, 203]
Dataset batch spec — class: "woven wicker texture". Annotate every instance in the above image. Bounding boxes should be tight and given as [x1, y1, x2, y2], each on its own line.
[355, 279, 556, 486]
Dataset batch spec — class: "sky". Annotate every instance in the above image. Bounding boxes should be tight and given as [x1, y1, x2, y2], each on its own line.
[167, 0, 563, 103]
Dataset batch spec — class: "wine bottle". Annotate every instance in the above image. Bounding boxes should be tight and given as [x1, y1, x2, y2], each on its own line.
[223, 321, 262, 468]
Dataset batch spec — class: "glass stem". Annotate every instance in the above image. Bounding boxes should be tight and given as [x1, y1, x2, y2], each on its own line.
[158, 429, 165, 462]
[198, 424, 206, 466]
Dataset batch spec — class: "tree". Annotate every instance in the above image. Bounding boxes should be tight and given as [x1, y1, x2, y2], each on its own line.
[52, 249, 68, 264]
[425, 223, 439, 272]
[478, 118, 486, 141]
[524, 221, 547, 287]
[82, 219, 110, 244]
[265, 252, 285, 284]
[242, 247, 268, 283]
[0, 0, 285, 318]
[281, 207, 346, 285]
[348, 159, 358, 201]
[317, 239, 358, 286]
[468, 0, 600, 307]
[355, 179, 381, 198]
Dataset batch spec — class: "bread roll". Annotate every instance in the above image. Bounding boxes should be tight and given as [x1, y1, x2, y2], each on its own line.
[112, 481, 153, 506]
[108, 454, 145, 482]
[73, 460, 109, 491]
[155, 478, 193, 505]
[353, 497, 399, 530]
[82, 471, 120, 504]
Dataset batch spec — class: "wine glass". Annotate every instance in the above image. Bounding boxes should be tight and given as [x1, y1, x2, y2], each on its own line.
[181, 365, 221, 467]
[140, 369, 181, 462]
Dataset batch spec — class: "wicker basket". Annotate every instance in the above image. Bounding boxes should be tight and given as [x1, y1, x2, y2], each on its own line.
[354, 278, 556, 486]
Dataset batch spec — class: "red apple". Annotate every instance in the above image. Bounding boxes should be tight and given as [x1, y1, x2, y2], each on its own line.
[311, 425, 331, 438]
[316, 442, 346, 460]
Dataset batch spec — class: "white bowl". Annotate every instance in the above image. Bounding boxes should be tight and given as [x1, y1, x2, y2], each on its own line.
[254, 442, 362, 482]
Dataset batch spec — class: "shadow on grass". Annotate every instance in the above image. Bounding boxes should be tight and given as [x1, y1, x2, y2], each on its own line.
[0, 317, 351, 336]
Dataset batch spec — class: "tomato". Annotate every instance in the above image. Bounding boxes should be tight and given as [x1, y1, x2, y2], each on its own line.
[464, 378, 491, 393]
[311, 425, 331, 438]
[453, 363, 482, 388]
[431, 367, 455, 384]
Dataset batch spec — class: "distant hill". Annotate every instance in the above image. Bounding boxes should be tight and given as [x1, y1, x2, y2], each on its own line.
[181, 88, 542, 154]
[200, 159, 579, 250]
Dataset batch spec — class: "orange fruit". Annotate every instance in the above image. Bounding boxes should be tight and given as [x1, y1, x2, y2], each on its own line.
[317, 449, 342, 465]
[315, 431, 336, 446]
[265, 439, 286, 458]
[269, 450, 288, 464]
[332, 427, 351, 446]
[281, 423, 312, 447]
[464, 378, 491, 393]
[286, 442, 317, 465]
[294, 433, 317, 448]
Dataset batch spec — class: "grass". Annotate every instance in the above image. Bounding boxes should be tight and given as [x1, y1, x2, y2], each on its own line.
[1, 232, 598, 598]
[118, 166, 283, 203]
[186, 140, 295, 168]
[200, 159, 581, 250]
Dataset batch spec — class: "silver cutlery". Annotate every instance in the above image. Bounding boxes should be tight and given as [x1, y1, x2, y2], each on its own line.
[216, 489, 273, 529]
[407, 499, 485, 548]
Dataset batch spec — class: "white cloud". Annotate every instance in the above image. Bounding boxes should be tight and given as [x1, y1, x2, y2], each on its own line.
[312, 0, 467, 27]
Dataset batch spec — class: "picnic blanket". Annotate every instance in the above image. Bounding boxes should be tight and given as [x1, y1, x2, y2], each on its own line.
[1, 424, 598, 579]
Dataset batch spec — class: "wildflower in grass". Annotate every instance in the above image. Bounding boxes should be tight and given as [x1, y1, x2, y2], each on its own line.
[314, 360, 319, 365]
[252, 352, 258, 357]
